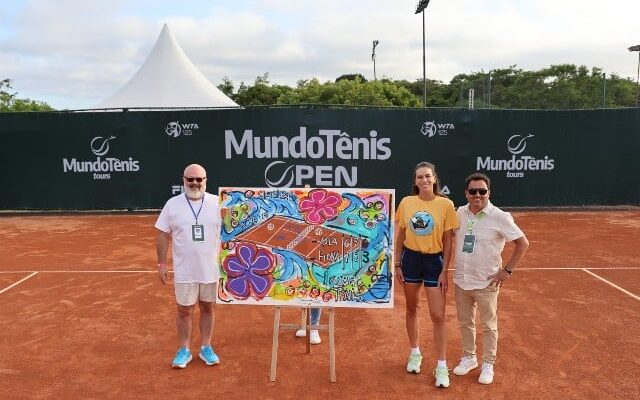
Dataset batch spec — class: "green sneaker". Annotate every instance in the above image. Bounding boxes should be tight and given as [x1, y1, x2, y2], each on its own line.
[406, 353, 423, 374]
[434, 366, 450, 388]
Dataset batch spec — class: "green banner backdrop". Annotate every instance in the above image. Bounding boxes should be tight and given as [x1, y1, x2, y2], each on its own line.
[0, 108, 638, 210]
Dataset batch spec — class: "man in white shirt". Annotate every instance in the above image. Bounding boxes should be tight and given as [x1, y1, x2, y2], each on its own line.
[156, 164, 222, 369]
[452, 173, 529, 385]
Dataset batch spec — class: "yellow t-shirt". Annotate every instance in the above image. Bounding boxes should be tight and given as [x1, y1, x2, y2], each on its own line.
[395, 195, 459, 254]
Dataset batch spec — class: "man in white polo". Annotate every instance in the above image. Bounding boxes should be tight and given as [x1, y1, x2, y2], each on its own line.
[452, 172, 529, 384]
[156, 163, 221, 369]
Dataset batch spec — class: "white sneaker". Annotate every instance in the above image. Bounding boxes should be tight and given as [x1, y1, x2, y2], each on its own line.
[434, 366, 450, 388]
[295, 328, 306, 337]
[309, 330, 321, 345]
[452, 355, 478, 376]
[478, 362, 494, 385]
[406, 353, 422, 374]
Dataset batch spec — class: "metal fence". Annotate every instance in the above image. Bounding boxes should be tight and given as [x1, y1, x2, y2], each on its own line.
[453, 73, 638, 110]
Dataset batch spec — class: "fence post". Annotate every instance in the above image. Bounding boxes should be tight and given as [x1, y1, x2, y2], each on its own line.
[602, 72, 606, 109]
[487, 71, 492, 109]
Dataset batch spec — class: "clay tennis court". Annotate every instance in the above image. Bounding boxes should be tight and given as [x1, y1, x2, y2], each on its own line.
[236, 215, 363, 268]
[1, 210, 639, 399]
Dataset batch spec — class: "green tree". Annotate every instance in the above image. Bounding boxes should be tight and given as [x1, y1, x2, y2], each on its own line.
[233, 73, 293, 106]
[212, 64, 639, 109]
[277, 77, 421, 107]
[1, 79, 54, 112]
[467, 64, 638, 109]
[395, 78, 459, 107]
[335, 73, 367, 83]
[217, 76, 234, 98]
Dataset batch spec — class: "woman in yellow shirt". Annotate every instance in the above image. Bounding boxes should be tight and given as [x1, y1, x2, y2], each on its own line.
[395, 161, 459, 388]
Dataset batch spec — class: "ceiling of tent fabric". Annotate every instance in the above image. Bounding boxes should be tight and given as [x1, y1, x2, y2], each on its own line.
[96, 24, 239, 109]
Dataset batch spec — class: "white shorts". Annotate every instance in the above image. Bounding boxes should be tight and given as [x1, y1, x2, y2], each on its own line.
[174, 282, 218, 306]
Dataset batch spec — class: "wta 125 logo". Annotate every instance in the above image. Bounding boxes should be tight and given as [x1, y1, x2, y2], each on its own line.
[165, 121, 200, 137]
[420, 121, 455, 138]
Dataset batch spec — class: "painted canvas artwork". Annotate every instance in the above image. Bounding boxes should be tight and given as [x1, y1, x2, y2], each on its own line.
[218, 187, 395, 308]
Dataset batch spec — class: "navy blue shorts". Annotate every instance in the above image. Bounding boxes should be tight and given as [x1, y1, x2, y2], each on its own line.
[400, 247, 444, 287]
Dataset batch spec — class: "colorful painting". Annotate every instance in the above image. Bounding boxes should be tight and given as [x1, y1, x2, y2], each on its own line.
[218, 187, 395, 308]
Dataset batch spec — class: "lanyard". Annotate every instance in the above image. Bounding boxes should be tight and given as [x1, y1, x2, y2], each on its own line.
[466, 217, 476, 233]
[466, 209, 485, 233]
[185, 193, 204, 224]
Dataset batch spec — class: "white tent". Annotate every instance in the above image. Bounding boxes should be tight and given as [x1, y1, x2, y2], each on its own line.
[96, 24, 238, 109]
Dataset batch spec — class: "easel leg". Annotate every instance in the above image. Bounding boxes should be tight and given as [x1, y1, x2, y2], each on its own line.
[329, 308, 336, 382]
[269, 307, 281, 382]
[306, 307, 311, 354]
[300, 307, 308, 330]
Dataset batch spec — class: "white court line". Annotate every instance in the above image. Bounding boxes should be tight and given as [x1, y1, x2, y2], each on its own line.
[582, 268, 640, 301]
[0, 271, 38, 294]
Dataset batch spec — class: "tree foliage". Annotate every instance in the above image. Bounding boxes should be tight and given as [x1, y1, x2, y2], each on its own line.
[1, 79, 54, 112]
[335, 73, 367, 83]
[278, 77, 421, 107]
[219, 64, 637, 109]
[452, 65, 636, 109]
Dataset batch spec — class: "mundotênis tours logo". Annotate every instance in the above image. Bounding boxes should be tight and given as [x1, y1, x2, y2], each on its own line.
[62, 136, 141, 180]
[476, 134, 555, 178]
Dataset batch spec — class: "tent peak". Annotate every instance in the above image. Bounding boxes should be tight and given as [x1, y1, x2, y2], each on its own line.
[95, 24, 238, 109]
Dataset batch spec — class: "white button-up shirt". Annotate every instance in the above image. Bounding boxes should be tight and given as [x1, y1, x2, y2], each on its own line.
[453, 201, 524, 290]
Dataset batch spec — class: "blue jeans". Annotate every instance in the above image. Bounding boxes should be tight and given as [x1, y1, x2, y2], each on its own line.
[309, 308, 321, 325]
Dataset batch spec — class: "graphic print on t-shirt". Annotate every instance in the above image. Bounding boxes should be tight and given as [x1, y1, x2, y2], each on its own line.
[409, 211, 434, 236]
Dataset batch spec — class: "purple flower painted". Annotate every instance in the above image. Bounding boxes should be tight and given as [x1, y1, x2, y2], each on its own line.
[223, 242, 275, 300]
[298, 189, 342, 225]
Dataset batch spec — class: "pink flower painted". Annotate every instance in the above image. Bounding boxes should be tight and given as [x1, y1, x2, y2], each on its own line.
[298, 189, 342, 225]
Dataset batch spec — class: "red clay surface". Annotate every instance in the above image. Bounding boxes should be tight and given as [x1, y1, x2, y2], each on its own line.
[1, 210, 639, 400]
[236, 215, 363, 267]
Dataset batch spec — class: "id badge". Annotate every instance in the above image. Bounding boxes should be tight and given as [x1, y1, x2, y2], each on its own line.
[462, 234, 476, 254]
[192, 224, 205, 242]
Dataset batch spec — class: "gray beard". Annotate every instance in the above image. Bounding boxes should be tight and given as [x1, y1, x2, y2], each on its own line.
[184, 186, 204, 199]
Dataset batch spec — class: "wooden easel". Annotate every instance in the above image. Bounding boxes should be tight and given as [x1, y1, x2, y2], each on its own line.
[270, 306, 336, 382]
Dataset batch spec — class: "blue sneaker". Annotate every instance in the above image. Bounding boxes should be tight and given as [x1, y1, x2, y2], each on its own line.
[199, 345, 220, 366]
[171, 347, 192, 369]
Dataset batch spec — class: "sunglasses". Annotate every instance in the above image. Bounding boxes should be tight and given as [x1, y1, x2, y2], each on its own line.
[467, 188, 488, 195]
[184, 177, 206, 183]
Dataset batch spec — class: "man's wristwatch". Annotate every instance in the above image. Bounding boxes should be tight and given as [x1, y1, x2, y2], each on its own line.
[503, 266, 513, 275]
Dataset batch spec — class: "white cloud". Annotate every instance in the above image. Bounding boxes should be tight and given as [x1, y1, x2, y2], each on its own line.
[1, 0, 638, 109]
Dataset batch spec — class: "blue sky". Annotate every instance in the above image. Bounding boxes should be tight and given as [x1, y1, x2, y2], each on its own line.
[1, 0, 639, 110]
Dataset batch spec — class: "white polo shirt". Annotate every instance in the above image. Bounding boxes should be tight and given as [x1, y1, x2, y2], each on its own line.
[453, 201, 524, 290]
[155, 192, 221, 283]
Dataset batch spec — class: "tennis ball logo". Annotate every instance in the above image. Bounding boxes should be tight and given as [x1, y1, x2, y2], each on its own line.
[264, 160, 295, 188]
[507, 134, 535, 155]
[90, 136, 116, 156]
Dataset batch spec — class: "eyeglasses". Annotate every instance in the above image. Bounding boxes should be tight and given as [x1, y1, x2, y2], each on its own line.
[467, 188, 488, 195]
[184, 177, 206, 183]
